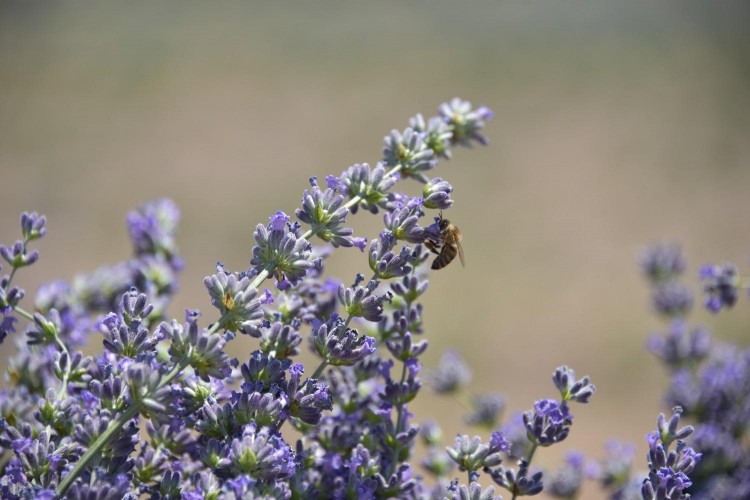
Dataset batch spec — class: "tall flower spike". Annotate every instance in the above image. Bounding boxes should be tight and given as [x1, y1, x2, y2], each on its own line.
[382, 127, 436, 182]
[204, 272, 264, 335]
[295, 182, 356, 247]
[250, 213, 314, 287]
[439, 97, 494, 147]
[339, 163, 397, 214]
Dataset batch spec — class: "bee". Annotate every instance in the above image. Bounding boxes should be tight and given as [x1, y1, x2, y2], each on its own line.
[425, 214, 465, 270]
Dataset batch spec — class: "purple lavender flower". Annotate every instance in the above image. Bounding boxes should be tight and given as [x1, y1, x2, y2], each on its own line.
[0, 240, 39, 269]
[338, 163, 398, 215]
[296, 183, 357, 247]
[312, 315, 376, 366]
[218, 424, 295, 481]
[160, 313, 231, 382]
[338, 279, 392, 322]
[641, 407, 701, 500]
[428, 350, 472, 394]
[651, 281, 693, 318]
[384, 198, 428, 244]
[250, 217, 313, 287]
[368, 231, 413, 280]
[439, 98, 494, 147]
[409, 113, 453, 159]
[446, 434, 504, 472]
[465, 394, 506, 428]
[523, 399, 572, 447]
[204, 272, 264, 335]
[20, 212, 47, 241]
[422, 177, 455, 210]
[126, 198, 180, 258]
[546, 451, 587, 498]
[382, 128, 437, 181]
[646, 320, 710, 369]
[552, 365, 596, 404]
[699, 262, 741, 313]
[640, 244, 686, 284]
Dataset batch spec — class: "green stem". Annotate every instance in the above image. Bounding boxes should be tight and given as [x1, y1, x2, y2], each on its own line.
[10, 304, 34, 322]
[57, 354, 192, 496]
[510, 443, 538, 500]
[57, 404, 139, 495]
[387, 360, 409, 477]
[310, 359, 329, 380]
[247, 164, 403, 291]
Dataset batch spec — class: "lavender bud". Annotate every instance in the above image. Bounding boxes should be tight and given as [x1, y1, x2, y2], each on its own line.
[250, 216, 314, 287]
[0, 240, 39, 268]
[20, 212, 47, 241]
[428, 350, 472, 394]
[640, 244, 686, 283]
[409, 113, 453, 159]
[422, 177, 455, 210]
[312, 317, 376, 366]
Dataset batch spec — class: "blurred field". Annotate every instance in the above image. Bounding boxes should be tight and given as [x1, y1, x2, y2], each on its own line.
[2, 2, 750, 497]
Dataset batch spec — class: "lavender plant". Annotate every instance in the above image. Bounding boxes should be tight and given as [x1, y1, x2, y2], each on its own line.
[0, 98, 734, 500]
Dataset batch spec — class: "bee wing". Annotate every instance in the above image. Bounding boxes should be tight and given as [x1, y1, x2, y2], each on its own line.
[451, 226, 465, 268]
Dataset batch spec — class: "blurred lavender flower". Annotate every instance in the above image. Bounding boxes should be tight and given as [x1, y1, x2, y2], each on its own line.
[651, 282, 693, 318]
[699, 262, 741, 313]
[640, 244, 686, 284]
[439, 97, 494, 147]
[429, 350, 472, 394]
[126, 198, 180, 259]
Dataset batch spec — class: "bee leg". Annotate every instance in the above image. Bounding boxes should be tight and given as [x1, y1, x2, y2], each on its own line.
[424, 239, 441, 255]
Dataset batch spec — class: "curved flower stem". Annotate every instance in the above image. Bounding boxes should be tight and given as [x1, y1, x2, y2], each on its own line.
[10, 304, 33, 322]
[310, 359, 329, 380]
[387, 360, 409, 478]
[510, 443, 538, 500]
[57, 353, 192, 496]
[248, 164, 404, 291]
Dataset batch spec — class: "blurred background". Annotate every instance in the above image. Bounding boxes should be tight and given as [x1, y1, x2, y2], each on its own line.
[1, 1, 749, 497]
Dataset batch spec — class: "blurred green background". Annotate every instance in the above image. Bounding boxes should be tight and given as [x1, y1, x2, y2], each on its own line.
[2, 2, 750, 497]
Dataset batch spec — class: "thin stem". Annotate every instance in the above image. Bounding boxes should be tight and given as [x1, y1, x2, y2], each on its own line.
[57, 404, 139, 495]
[310, 359, 329, 380]
[387, 360, 409, 477]
[247, 164, 404, 291]
[10, 304, 34, 322]
[510, 443, 539, 500]
[57, 353, 192, 496]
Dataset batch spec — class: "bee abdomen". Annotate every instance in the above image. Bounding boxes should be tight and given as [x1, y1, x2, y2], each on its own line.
[432, 244, 458, 269]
